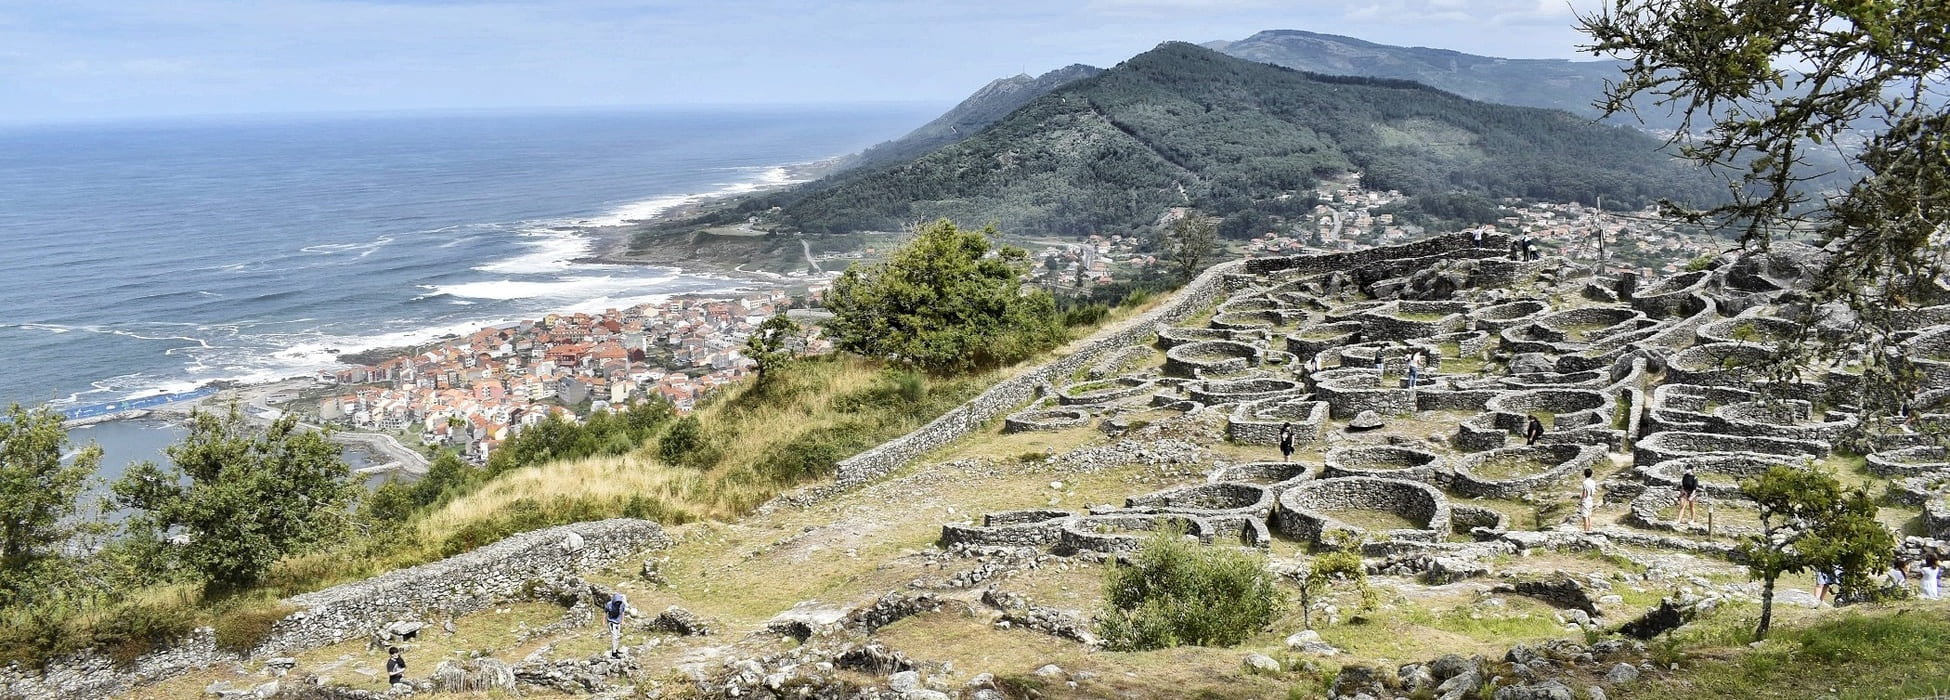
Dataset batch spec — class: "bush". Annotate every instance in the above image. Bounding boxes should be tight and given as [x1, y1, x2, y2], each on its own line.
[88, 601, 197, 666]
[657, 416, 711, 467]
[1096, 525, 1285, 650]
[211, 603, 297, 654]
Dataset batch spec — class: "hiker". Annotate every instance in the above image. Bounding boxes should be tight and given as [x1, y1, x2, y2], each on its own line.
[1407, 351, 1425, 388]
[1580, 468, 1598, 532]
[1278, 422, 1294, 462]
[1677, 464, 1700, 523]
[386, 647, 406, 686]
[1923, 555, 1942, 601]
[605, 592, 627, 657]
[1524, 415, 1545, 445]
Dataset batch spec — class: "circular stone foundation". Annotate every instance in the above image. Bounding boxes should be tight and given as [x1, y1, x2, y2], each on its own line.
[1640, 454, 1796, 498]
[1274, 477, 1449, 545]
[1210, 461, 1312, 489]
[1003, 407, 1091, 433]
[1449, 443, 1606, 498]
[1323, 446, 1442, 481]
[1188, 376, 1304, 405]
[1059, 514, 1211, 554]
[1125, 482, 1274, 514]
[1057, 377, 1154, 405]
[1164, 339, 1264, 378]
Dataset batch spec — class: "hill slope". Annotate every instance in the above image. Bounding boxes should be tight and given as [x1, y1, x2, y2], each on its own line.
[742, 42, 1715, 238]
[1207, 29, 1680, 129]
[844, 64, 1104, 169]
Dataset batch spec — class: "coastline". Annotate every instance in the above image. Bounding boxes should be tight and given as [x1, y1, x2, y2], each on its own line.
[57, 156, 840, 432]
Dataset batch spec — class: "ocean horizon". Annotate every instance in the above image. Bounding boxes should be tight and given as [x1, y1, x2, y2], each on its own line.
[0, 104, 939, 476]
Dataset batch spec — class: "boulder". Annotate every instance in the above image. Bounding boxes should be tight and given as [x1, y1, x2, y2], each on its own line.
[1492, 680, 1575, 700]
[1244, 653, 1282, 674]
[1349, 410, 1386, 431]
[1604, 662, 1640, 684]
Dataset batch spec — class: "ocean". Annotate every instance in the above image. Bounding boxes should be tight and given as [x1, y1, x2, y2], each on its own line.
[0, 104, 938, 479]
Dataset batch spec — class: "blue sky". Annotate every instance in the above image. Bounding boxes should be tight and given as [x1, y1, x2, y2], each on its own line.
[0, 0, 1605, 124]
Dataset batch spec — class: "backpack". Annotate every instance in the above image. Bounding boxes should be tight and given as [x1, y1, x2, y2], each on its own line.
[605, 599, 623, 620]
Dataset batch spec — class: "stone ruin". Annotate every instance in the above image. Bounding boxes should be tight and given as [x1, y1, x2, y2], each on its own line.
[962, 229, 1950, 582]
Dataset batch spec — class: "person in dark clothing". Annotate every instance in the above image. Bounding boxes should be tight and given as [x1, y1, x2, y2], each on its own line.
[386, 647, 406, 686]
[1678, 464, 1700, 523]
[1278, 422, 1294, 462]
[605, 592, 627, 657]
[1524, 415, 1545, 445]
[1523, 236, 1539, 261]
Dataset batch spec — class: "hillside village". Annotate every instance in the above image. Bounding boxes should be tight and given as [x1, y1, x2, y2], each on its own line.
[311, 291, 829, 460]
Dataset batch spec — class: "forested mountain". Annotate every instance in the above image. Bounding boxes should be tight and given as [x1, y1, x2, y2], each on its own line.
[1207, 30, 1683, 130]
[844, 64, 1103, 169]
[724, 42, 1717, 238]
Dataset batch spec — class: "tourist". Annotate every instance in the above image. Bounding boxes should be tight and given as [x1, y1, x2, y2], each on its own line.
[1889, 556, 1909, 590]
[1813, 567, 1839, 607]
[1523, 235, 1539, 261]
[605, 592, 628, 657]
[1677, 464, 1700, 523]
[1278, 422, 1294, 462]
[1524, 415, 1545, 445]
[1923, 555, 1942, 601]
[1374, 354, 1386, 375]
[386, 647, 406, 686]
[1407, 352, 1425, 388]
[1472, 228, 1485, 248]
[1580, 468, 1598, 532]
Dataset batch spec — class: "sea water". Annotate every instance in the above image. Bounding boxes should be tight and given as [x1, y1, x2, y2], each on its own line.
[0, 104, 938, 479]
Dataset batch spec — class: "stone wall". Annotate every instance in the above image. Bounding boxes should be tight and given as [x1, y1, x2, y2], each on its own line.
[0, 519, 668, 700]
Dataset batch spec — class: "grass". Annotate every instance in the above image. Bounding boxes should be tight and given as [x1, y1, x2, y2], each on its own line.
[1469, 453, 1559, 480]
[1631, 603, 1950, 699]
[1325, 509, 1422, 531]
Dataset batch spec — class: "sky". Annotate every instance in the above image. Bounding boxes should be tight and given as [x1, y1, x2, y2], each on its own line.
[0, 0, 1607, 124]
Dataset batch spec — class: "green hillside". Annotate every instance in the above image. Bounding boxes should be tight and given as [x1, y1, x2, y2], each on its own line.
[704, 42, 1716, 240]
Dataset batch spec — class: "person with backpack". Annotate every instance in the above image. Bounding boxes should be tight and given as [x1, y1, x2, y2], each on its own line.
[1278, 422, 1294, 462]
[386, 646, 406, 686]
[604, 592, 627, 657]
[1677, 464, 1700, 523]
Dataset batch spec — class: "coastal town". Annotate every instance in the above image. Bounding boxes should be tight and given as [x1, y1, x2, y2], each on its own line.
[306, 291, 828, 462]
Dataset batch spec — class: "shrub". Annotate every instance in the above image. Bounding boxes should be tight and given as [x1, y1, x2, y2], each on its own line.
[211, 603, 297, 654]
[88, 601, 197, 666]
[657, 416, 710, 467]
[1096, 525, 1285, 650]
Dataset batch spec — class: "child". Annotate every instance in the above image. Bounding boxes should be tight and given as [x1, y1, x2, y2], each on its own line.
[1923, 555, 1942, 601]
[386, 646, 406, 686]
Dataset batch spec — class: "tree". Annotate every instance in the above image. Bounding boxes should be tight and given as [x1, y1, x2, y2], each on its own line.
[1736, 466, 1895, 641]
[1579, 2, 1950, 427]
[823, 219, 1066, 374]
[1161, 213, 1219, 284]
[744, 313, 802, 386]
[113, 405, 355, 594]
[0, 404, 100, 562]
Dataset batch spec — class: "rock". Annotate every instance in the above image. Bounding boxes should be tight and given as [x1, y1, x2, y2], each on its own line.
[967, 672, 996, 689]
[1348, 410, 1386, 430]
[1429, 653, 1476, 681]
[1616, 600, 1686, 640]
[835, 643, 910, 674]
[1604, 662, 1640, 684]
[385, 620, 425, 639]
[1492, 680, 1574, 700]
[1588, 686, 1608, 700]
[650, 606, 712, 636]
[432, 661, 468, 692]
[264, 657, 297, 671]
[889, 670, 922, 692]
[1563, 609, 1591, 626]
[1598, 594, 1624, 606]
[1509, 353, 1557, 375]
[1034, 664, 1066, 678]
[1398, 663, 1435, 692]
[1244, 653, 1281, 674]
[1505, 643, 1540, 666]
[471, 659, 516, 691]
[250, 681, 279, 699]
[1285, 629, 1342, 656]
[1330, 664, 1386, 699]
[640, 559, 667, 585]
[1495, 573, 1600, 615]
[561, 530, 585, 552]
[904, 691, 950, 700]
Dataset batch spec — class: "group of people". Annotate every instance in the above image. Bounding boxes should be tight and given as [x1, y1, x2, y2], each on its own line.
[1812, 556, 1943, 607]
[1511, 233, 1540, 261]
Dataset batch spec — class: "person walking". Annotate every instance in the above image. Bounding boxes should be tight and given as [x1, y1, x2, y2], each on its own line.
[1407, 351, 1425, 388]
[1524, 415, 1545, 445]
[1923, 555, 1942, 601]
[1677, 464, 1700, 523]
[386, 647, 407, 687]
[1580, 468, 1598, 532]
[1814, 567, 1839, 607]
[1278, 422, 1294, 462]
[604, 592, 627, 657]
